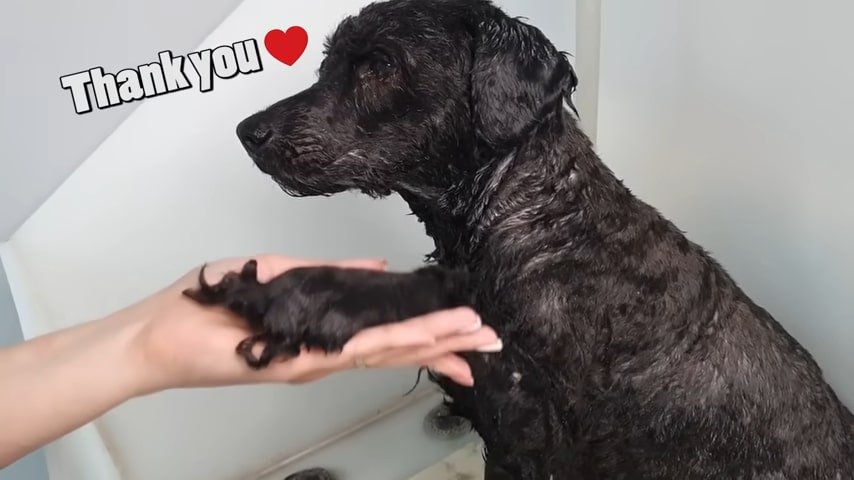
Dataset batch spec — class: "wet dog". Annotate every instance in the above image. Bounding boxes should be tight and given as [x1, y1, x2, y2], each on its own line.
[190, 1, 854, 477]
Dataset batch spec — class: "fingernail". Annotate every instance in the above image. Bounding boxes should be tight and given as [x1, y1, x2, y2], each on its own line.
[459, 314, 482, 333]
[477, 339, 504, 353]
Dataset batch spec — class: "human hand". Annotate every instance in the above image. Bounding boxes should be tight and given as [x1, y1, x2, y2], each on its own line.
[129, 255, 499, 394]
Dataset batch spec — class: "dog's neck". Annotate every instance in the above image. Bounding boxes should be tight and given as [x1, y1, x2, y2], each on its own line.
[399, 112, 628, 269]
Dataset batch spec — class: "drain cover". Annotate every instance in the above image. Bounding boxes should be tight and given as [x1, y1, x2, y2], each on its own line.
[422, 403, 472, 440]
[284, 468, 335, 480]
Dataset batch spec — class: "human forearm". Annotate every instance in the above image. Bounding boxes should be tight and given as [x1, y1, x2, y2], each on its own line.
[0, 255, 498, 468]
[0, 309, 148, 467]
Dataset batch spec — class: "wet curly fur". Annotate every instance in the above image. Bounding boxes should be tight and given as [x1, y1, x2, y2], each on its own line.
[192, 0, 854, 478]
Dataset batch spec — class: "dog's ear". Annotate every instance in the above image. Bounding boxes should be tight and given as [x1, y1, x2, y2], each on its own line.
[468, 9, 577, 150]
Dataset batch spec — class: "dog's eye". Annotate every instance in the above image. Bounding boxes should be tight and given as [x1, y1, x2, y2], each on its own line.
[357, 55, 395, 80]
[369, 58, 394, 76]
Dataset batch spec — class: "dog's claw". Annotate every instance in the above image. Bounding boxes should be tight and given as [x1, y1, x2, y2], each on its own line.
[236, 334, 267, 369]
[240, 259, 259, 280]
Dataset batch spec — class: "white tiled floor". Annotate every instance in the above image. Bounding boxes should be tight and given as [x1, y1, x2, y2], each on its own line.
[408, 442, 485, 480]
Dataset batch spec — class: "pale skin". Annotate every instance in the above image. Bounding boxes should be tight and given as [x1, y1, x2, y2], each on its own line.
[0, 255, 500, 468]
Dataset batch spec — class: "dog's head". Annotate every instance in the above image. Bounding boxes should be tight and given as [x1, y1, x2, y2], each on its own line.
[237, 0, 577, 198]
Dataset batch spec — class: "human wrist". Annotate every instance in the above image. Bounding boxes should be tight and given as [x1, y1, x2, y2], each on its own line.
[108, 291, 178, 398]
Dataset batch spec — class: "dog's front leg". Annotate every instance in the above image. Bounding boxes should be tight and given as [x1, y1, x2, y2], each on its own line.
[183, 260, 471, 369]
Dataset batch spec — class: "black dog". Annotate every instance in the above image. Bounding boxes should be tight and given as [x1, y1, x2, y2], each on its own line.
[193, 0, 854, 477]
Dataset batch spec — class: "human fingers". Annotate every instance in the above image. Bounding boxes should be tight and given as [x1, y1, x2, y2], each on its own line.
[363, 327, 499, 370]
[340, 307, 484, 362]
[424, 354, 474, 386]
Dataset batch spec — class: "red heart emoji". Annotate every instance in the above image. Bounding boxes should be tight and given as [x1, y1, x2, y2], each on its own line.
[264, 27, 308, 66]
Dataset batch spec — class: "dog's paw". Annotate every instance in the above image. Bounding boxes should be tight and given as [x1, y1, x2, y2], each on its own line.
[182, 259, 269, 326]
[184, 263, 470, 370]
[233, 309, 357, 370]
[182, 259, 296, 369]
[237, 293, 357, 369]
[183, 262, 371, 369]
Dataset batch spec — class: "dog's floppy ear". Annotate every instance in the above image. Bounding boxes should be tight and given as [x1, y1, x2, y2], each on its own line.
[468, 8, 577, 150]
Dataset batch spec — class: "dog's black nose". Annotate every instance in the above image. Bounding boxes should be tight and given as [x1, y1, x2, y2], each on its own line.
[237, 117, 273, 154]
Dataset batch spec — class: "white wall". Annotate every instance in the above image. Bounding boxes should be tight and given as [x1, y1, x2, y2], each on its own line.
[5, 1, 574, 479]
[597, 0, 853, 406]
[0, 0, 243, 239]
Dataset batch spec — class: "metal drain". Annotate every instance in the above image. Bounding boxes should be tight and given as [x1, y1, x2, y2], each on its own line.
[284, 468, 336, 480]
[422, 403, 472, 440]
